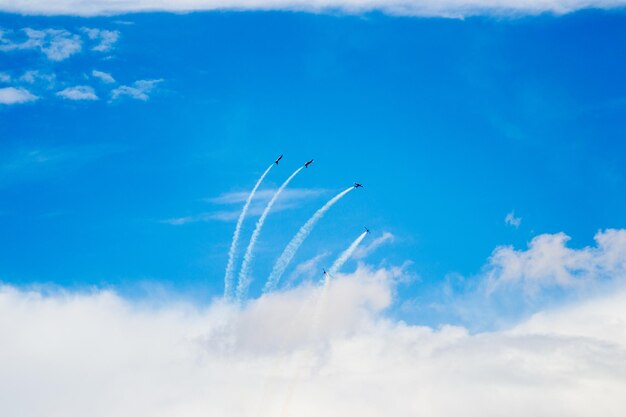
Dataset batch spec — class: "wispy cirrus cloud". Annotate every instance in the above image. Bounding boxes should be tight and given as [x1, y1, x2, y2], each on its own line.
[209, 188, 326, 205]
[0, 0, 624, 17]
[163, 188, 327, 225]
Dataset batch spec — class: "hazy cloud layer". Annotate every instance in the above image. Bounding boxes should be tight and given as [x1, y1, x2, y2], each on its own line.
[1, 262, 626, 417]
[0, 0, 625, 17]
[0, 145, 126, 186]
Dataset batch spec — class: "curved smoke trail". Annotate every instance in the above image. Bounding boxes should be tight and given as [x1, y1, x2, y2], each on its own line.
[264, 186, 354, 293]
[280, 233, 370, 417]
[237, 166, 304, 301]
[223, 163, 273, 299]
[327, 231, 368, 278]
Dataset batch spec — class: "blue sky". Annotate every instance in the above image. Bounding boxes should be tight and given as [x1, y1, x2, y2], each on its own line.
[2, 8, 626, 322]
[4, 4, 626, 416]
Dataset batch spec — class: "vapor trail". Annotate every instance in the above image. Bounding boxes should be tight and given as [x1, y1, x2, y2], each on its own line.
[237, 166, 304, 301]
[223, 163, 273, 299]
[265, 186, 354, 292]
[327, 231, 368, 279]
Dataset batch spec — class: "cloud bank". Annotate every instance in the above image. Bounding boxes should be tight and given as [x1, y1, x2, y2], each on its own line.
[1, 262, 626, 417]
[0, 0, 625, 17]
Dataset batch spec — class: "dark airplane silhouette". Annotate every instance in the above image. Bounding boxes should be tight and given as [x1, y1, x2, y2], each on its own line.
[354, 183, 364, 188]
[304, 159, 314, 168]
[365, 227, 370, 234]
[275, 154, 283, 164]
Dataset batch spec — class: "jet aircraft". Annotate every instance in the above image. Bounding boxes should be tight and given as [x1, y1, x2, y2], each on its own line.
[354, 183, 364, 188]
[304, 159, 314, 168]
[275, 154, 283, 164]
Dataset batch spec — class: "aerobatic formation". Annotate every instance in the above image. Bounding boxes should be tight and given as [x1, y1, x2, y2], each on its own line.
[224, 155, 367, 301]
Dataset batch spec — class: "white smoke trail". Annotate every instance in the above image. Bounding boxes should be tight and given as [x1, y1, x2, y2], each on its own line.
[223, 163, 274, 299]
[327, 231, 368, 278]
[264, 186, 354, 293]
[279, 231, 372, 417]
[237, 166, 304, 301]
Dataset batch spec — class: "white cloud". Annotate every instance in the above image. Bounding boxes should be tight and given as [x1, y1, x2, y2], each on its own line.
[111, 79, 162, 101]
[0, 0, 624, 17]
[0, 28, 82, 61]
[92, 70, 115, 84]
[1, 263, 626, 417]
[485, 229, 626, 295]
[56, 85, 99, 101]
[0, 87, 38, 104]
[81, 27, 120, 52]
[505, 210, 521, 228]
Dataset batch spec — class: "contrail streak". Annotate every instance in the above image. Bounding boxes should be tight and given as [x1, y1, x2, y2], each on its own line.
[265, 186, 354, 292]
[327, 231, 368, 278]
[223, 163, 273, 300]
[237, 166, 303, 301]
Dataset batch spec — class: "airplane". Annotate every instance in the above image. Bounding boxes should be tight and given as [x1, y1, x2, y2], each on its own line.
[275, 154, 283, 164]
[323, 268, 327, 275]
[304, 159, 314, 168]
[364, 227, 370, 234]
[354, 183, 364, 188]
